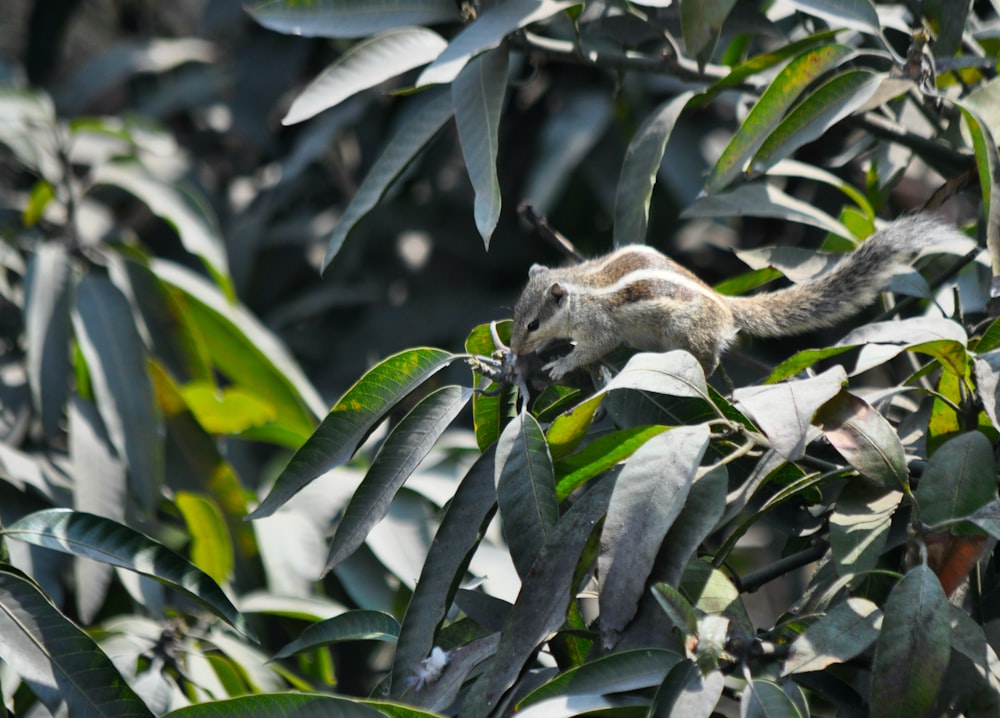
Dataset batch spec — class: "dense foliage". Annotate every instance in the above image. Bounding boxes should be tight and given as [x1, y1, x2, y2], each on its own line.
[2, 0, 1000, 716]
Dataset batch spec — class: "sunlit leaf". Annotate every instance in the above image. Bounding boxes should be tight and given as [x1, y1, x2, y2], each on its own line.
[742, 679, 805, 718]
[273, 610, 399, 660]
[163, 692, 396, 717]
[73, 273, 164, 511]
[783, 0, 883, 37]
[783, 597, 882, 675]
[323, 385, 472, 572]
[649, 660, 725, 717]
[815, 391, 908, 489]
[453, 46, 508, 247]
[283, 28, 447, 125]
[247, 0, 461, 38]
[0, 567, 154, 718]
[176, 492, 234, 585]
[829, 483, 902, 576]
[3, 509, 257, 642]
[249, 348, 455, 519]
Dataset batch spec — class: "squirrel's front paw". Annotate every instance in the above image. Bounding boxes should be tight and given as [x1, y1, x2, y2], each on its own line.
[542, 357, 576, 381]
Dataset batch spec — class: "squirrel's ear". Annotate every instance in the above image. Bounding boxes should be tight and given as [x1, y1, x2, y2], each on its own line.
[529, 263, 549, 277]
[547, 282, 567, 304]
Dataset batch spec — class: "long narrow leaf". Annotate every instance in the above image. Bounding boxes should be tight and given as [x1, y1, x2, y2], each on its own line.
[453, 46, 508, 247]
[324, 88, 454, 268]
[3, 509, 257, 642]
[247, 0, 461, 39]
[73, 274, 164, 512]
[0, 567, 154, 717]
[273, 610, 400, 660]
[494, 412, 558, 578]
[25, 244, 72, 442]
[323, 385, 472, 572]
[613, 91, 695, 246]
[283, 28, 448, 125]
[250, 348, 456, 519]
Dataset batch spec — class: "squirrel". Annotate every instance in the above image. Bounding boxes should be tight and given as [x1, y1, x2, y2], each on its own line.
[510, 214, 968, 379]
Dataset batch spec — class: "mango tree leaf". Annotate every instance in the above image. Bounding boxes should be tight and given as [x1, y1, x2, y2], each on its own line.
[782, 597, 882, 675]
[92, 160, 230, 286]
[324, 88, 454, 268]
[679, 0, 736, 63]
[742, 679, 804, 718]
[957, 106, 1000, 280]
[815, 391, 908, 489]
[734, 366, 847, 460]
[916, 432, 997, 529]
[966, 498, 1000, 539]
[683, 182, 851, 237]
[417, 0, 577, 86]
[463, 476, 614, 712]
[25, 244, 72, 442]
[554, 425, 668, 500]
[323, 385, 472, 572]
[465, 321, 514, 450]
[494, 411, 558, 578]
[749, 69, 881, 178]
[69, 395, 126, 623]
[176, 492, 234, 585]
[273, 610, 399, 660]
[164, 692, 399, 717]
[656, 465, 728, 586]
[829, 483, 902, 576]
[869, 564, 951, 718]
[247, 0, 461, 39]
[649, 660, 725, 717]
[613, 91, 696, 246]
[517, 648, 681, 709]
[783, 0, 883, 37]
[703, 44, 854, 194]
[0, 567, 154, 718]
[390, 449, 497, 698]
[545, 394, 605, 462]
[283, 28, 448, 125]
[453, 46, 508, 247]
[249, 347, 456, 520]
[598, 424, 710, 649]
[73, 273, 164, 512]
[151, 259, 323, 446]
[3, 509, 257, 642]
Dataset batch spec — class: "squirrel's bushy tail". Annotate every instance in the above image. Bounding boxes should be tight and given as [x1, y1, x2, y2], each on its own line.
[724, 214, 966, 338]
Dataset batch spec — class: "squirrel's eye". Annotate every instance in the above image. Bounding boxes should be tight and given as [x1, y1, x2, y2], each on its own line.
[527, 319, 539, 332]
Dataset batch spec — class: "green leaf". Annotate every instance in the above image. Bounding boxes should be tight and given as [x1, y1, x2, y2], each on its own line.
[323, 88, 454, 268]
[734, 366, 847, 460]
[815, 391, 908, 489]
[3, 509, 257, 642]
[73, 273, 164, 512]
[829, 483, 902, 576]
[0, 567, 154, 718]
[249, 347, 455, 520]
[453, 46, 508, 247]
[273, 610, 399, 660]
[163, 692, 391, 717]
[870, 564, 951, 718]
[916, 432, 997, 529]
[152, 259, 323, 446]
[783, 0, 883, 37]
[247, 0, 461, 38]
[651, 583, 699, 638]
[554, 425, 668, 500]
[463, 476, 614, 711]
[545, 393, 605, 462]
[390, 449, 496, 698]
[782, 597, 882, 675]
[598, 425, 710, 648]
[649, 660, 725, 717]
[613, 91, 696, 247]
[517, 648, 681, 708]
[742, 679, 804, 718]
[176, 492, 234, 585]
[180, 384, 277, 435]
[684, 182, 851, 237]
[23, 179, 54, 226]
[92, 160, 230, 286]
[749, 69, 881, 178]
[25, 244, 73, 442]
[957, 106, 1000, 279]
[679, 0, 737, 66]
[494, 411, 558, 577]
[766, 345, 856, 383]
[965, 498, 1000, 539]
[465, 321, 514, 450]
[703, 44, 854, 194]
[417, 0, 577, 86]
[323, 385, 471, 572]
[283, 28, 447, 125]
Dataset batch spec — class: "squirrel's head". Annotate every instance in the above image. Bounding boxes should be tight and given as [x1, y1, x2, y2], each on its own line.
[510, 264, 572, 356]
